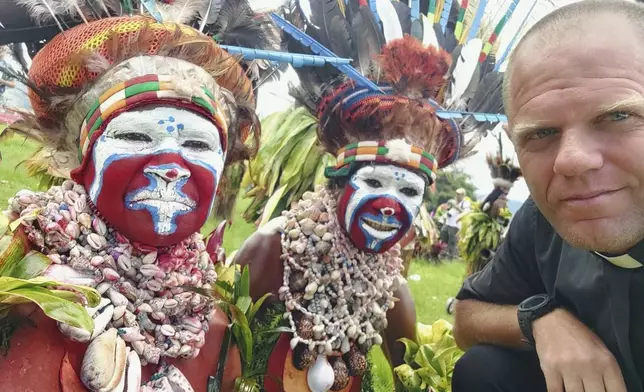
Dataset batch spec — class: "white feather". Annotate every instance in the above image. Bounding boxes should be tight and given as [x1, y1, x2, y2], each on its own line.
[298, 0, 313, 24]
[421, 14, 438, 49]
[446, 38, 483, 107]
[84, 53, 111, 73]
[375, 0, 403, 43]
[163, 0, 208, 23]
[16, 0, 65, 30]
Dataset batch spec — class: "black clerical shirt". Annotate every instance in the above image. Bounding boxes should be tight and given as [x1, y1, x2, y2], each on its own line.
[456, 198, 644, 392]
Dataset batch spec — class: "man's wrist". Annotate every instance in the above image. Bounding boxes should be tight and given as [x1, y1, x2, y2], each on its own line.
[517, 294, 559, 345]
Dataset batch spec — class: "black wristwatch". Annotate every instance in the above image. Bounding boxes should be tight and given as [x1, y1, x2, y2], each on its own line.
[517, 294, 559, 346]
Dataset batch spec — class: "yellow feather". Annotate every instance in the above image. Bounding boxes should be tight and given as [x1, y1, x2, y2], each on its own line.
[337, 0, 345, 17]
[434, 0, 445, 24]
[459, 0, 480, 44]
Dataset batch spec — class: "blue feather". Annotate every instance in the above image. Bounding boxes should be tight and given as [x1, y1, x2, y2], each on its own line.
[140, 0, 163, 22]
[219, 46, 352, 68]
[411, 0, 420, 21]
[369, 0, 380, 24]
[494, 0, 536, 71]
[467, 0, 488, 41]
[271, 13, 383, 92]
[439, 0, 453, 33]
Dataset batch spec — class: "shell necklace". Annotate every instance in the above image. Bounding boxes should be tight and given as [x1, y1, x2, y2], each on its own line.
[9, 180, 219, 392]
[277, 185, 406, 391]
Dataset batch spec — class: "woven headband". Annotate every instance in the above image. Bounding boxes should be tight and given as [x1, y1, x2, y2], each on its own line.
[325, 139, 438, 183]
[78, 74, 228, 161]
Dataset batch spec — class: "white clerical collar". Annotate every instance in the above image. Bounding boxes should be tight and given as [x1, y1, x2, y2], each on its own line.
[592, 238, 644, 268]
[594, 252, 643, 269]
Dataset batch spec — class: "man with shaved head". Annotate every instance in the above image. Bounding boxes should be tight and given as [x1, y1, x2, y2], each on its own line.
[452, 1, 644, 391]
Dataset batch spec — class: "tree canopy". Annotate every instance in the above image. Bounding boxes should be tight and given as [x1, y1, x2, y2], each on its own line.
[426, 169, 477, 209]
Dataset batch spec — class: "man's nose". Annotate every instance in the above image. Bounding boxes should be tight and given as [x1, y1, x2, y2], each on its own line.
[372, 198, 401, 216]
[145, 165, 191, 182]
[553, 128, 603, 177]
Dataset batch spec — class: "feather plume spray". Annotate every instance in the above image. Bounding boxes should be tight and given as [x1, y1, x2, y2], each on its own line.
[16, 0, 65, 31]
[298, 0, 315, 25]
[445, 37, 482, 107]
[272, 12, 382, 91]
[438, 0, 452, 32]
[479, 0, 519, 64]
[312, 0, 353, 59]
[494, 0, 535, 71]
[375, 0, 403, 43]
[420, 14, 439, 48]
[452, 0, 467, 42]
[378, 35, 451, 99]
[465, 0, 486, 41]
[153, 0, 210, 23]
[350, 5, 385, 77]
[434, 0, 444, 23]
[458, 0, 478, 43]
[198, 0, 223, 32]
[391, 1, 412, 36]
[211, 0, 265, 50]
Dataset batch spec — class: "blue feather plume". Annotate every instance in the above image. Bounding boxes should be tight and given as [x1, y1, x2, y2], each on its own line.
[439, 0, 454, 33]
[220, 45, 352, 68]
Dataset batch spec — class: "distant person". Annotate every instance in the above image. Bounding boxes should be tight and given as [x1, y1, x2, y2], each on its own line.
[440, 188, 470, 259]
[452, 1, 644, 392]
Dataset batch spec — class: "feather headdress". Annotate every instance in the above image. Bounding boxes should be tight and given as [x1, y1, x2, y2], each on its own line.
[1, 0, 292, 179]
[275, 0, 525, 183]
[486, 153, 522, 190]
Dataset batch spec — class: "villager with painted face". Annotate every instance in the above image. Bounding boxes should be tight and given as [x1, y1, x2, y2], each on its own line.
[452, 1, 644, 391]
[0, 1, 282, 390]
[233, 0, 509, 390]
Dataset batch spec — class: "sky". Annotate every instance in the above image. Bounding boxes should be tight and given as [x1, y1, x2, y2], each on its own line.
[249, 0, 586, 202]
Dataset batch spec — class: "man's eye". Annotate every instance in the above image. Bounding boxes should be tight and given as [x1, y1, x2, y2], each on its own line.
[365, 179, 382, 188]
[608, 111, 631, 122]
[400, 187, 419, 197]
[182, 140, 212, 151]
[527, 128, 558, 140]
[114, 132, 152, 142]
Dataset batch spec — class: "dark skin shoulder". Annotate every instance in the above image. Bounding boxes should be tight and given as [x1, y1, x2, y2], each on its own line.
[235, 227, 417, 370]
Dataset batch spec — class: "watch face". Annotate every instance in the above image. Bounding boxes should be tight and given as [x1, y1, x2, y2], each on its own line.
[521, 295, 549, 311]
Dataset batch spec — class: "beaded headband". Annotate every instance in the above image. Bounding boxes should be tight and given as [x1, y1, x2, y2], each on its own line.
[325, 139, 438, 183]
[78, 73, 228, 161]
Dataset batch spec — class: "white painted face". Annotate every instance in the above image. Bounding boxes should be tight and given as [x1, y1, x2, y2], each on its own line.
[338, 164, 426, 252]
[82, 105, 225, 245]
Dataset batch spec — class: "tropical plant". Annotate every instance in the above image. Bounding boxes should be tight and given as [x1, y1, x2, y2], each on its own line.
[242, 107, 334, 226]
[394, 320, 464, 392]
[457, 201, 511, 274]
[205, 260, 281, 392]
[0, 211, 100, 355]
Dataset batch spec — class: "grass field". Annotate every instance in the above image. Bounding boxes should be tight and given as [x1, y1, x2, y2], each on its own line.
[0, 134, 467, 391]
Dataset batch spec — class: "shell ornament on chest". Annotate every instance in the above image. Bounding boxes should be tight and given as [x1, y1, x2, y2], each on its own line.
[7, 106, 226, 392]
[276, 163, 424, 392]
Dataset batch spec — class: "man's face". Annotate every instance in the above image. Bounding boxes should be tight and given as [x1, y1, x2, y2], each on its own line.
[81, 106, 225, 246]
[507, 15, 644, 253]
[455, 192, 465, 202]
[336, 164, 426, 253]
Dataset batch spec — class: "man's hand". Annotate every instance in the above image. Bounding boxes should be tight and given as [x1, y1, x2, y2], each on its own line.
[533, 308, 626, 392]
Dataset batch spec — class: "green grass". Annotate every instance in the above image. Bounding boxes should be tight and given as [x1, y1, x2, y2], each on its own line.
[0, 134, 467, 391]
[0, 136, 43, 204]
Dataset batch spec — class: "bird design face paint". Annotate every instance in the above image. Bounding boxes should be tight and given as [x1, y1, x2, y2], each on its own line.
[79, 106, 225, 246]
[337, 165, 426, 253]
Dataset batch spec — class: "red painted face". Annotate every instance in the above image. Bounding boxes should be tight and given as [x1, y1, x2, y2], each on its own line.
[336, 165, 426, 253]
[73, 107, 225, 247]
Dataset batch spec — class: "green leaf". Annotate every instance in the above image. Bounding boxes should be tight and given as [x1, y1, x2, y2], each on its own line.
[0, 285, 94, 331]
[1, 251, 51, 279]
[248, 292, 272, 323]
[231, 323, 253, 366]
[414, 345, 436, 369]
[236, 296, 252, 315]
[398, 337, 420, 365]
[258, 184, 289, 228]
[240, 266, 250, 298]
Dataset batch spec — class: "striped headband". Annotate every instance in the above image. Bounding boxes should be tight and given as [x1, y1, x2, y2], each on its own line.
[77, 74, 228, 161]
[325, 139, 438, 183]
